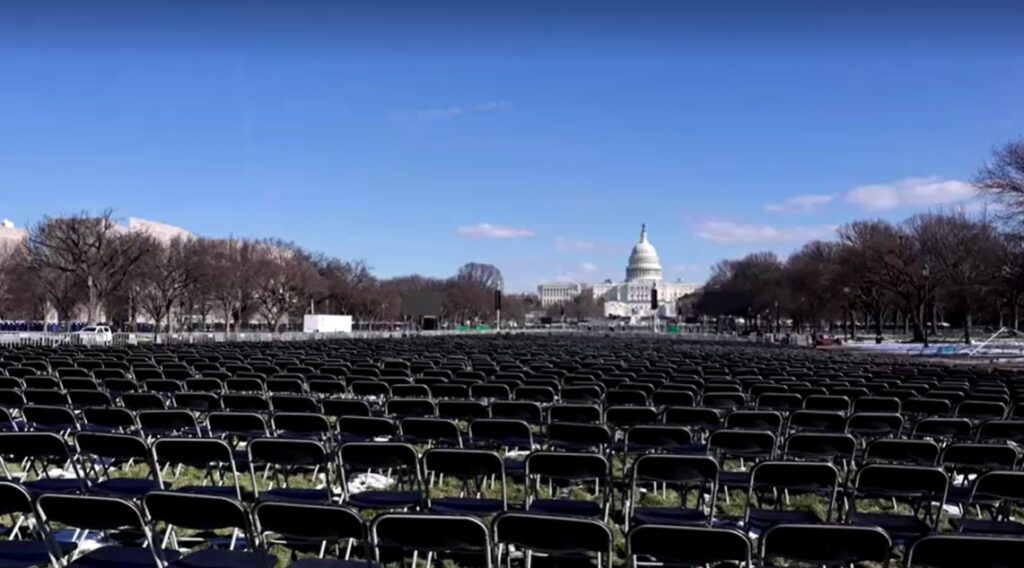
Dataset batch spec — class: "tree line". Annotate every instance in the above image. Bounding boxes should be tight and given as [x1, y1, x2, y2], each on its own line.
[691, 138, 1024, 344]
[0, 211, 528, 332]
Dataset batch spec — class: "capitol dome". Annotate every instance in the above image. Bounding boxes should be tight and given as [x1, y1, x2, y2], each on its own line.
[625, 224, 663, 282]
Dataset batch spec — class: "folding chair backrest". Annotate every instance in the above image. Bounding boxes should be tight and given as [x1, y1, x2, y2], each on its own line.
[372, 514, 491, 567]
[494, 513, 612, 568]
[628, 525, 751, 567]
[907, 535, 1024, 568]
[762, 524, 891, 566]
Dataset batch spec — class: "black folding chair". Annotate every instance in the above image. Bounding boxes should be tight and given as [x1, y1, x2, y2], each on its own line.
[744, 461, 839, 531]
[255, 501, 370, 567]
[339, 442, 423, 511]
[75, 432, 162, 498]
[248, 438, 335, 503]
[846, 464, 948, 543]
[373, 513, 492, 568]
[626, 454, 717, 530]
[152, 437, 246, 501]
[423, 448, 507, 516]
[494, 512, 612, 568]
[949, 471, 1024, 535]
[37, 493, 175, 567]
[144, 491, 276, 567]
[0, 481, 76, 567]
[524, 451, 610, 521]
[0, 431, 86, 494]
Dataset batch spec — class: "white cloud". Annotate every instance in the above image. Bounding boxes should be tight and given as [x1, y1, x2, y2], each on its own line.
[394, 101, 512, 123]
[846, 177, 976, 210]
[696, 221, 837, 244]
[764, 193, 837, 213]
[554, 237, 596, 252]
[579, 262, 598, 274]
[474, 101, 513, 112]
[456, 223, 535, 239]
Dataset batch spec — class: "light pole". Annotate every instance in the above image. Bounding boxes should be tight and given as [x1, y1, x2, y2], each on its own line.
[842, 286, 850, 340]
[922, 264, 931, 348]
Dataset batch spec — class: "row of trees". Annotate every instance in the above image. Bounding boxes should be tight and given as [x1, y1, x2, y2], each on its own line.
[0, 211, 522, 332]
[692, 138, 1024, 344]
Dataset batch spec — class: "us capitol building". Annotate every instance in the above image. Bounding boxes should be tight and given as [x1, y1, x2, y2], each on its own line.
[538, 225, 699, 318]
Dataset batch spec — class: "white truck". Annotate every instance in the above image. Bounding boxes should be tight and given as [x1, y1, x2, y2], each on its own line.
[72, 325, 114, 345]
[303, 315, 353, 334]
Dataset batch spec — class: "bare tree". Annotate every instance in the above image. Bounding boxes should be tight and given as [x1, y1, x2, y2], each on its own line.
[976, 138, 1024, 226]
[136, 236, 202, 333]
[25, 210, 153, 324]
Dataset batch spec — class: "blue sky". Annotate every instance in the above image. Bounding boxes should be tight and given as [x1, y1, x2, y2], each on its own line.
[1, 1, 1023, 291]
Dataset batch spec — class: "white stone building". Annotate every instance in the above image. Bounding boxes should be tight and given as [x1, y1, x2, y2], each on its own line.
[538, 225, 699, 318]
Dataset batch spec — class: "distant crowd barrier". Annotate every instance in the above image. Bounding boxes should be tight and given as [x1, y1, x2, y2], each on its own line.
[0, 327, 765, 347]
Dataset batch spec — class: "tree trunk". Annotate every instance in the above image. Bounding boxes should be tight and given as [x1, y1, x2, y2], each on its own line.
[1012, 298, 1020, 332]
[86, 279, 101, 324]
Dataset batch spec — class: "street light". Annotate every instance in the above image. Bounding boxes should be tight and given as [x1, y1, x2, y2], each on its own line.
[922, 264, 931, 348]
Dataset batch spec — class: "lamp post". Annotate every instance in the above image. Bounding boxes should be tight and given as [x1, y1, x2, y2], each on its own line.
[922, 264, 931, 348]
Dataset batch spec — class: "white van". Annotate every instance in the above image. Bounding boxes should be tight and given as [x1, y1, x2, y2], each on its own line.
[73, 325, 113, 345]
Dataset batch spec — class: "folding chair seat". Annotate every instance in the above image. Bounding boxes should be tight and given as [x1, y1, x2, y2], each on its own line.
[336, 416, 396, 443]
[399, 418, 463, 447]
[524, 451, 609, 520]
[494, 512, 612, 568]
[152, 437, 246, 501]
[248, 438, 335, 503]
[708, 429, 776, 491]
[76, 432, 162, 498]
[846, 464, 948, 542]
[744, 461, 839, 531]
[339, 443, 423, 511]
[372, 514, 491, 568]
[423, 449, 507, 516]
[490, 401, 542, 423]
[437, 400, 489, 421]
[37, 493, 176, 568]
[863, 439, 940, 466]
[626, 454, 717, 529]
[144, 491, 277, 568]
[761, 524, 891, 567]
[272, 412, 332, 440]
[254, 502, 370, 568]
[628, 525, 750, 567]
[321, 398, 371, 419]
[906, 534, 1024, 568]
